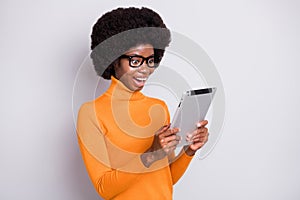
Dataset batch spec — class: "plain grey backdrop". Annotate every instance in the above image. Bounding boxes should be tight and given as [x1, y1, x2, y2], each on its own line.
[1, 0, 299, 199]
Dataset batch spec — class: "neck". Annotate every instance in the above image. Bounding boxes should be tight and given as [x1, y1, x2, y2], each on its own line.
[105, 76, 145, 101]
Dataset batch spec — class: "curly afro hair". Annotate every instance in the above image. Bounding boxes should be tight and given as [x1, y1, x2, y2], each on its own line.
[90, 7, 171, 79]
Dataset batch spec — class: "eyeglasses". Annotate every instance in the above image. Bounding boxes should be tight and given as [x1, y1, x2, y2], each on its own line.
[120, 55, 158, 68]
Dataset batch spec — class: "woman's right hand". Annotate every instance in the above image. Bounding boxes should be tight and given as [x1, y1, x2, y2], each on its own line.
[141, 124, 180, 167]
[156, 123, 180, 155]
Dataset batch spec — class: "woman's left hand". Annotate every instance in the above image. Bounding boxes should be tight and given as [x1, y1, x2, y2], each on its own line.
[185, 120, 209, 156]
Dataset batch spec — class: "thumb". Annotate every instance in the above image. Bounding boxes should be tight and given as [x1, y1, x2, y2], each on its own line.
[197, 120, 208, 128]
[156, 123, 170, 135]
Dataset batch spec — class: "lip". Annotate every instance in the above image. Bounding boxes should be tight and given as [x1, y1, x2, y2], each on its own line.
[133, 77, 148, 88]
[135, 77, 148, 81]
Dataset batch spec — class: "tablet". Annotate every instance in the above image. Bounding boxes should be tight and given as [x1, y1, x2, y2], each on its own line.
[171, 87, 216, 146]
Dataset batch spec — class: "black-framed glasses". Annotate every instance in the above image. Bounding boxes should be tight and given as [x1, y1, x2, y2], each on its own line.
[120, 55, 158, 68]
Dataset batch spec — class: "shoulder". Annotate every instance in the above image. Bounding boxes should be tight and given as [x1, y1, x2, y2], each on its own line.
[77, 101, 99, 123]
[78, 101, 94, 116]
[77, 101, 107, 133]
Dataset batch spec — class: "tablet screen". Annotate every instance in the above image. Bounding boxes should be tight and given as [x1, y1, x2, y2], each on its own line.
[171, 87, 216, 147]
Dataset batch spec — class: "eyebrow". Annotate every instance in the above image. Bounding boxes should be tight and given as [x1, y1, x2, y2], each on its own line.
[126, 54, 155, 57]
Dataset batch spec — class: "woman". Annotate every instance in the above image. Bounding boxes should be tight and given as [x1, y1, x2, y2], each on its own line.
[77, 7, 209, 200]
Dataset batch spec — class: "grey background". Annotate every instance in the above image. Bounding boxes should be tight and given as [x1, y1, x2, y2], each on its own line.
[1, 0, 299, 199]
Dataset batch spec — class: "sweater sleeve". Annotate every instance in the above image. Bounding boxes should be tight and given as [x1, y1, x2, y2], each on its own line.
[77, 102, 169, 199]
[78, 138, 141, 199]
[77, 102, 142, 199]
[169, 149, 194, 185]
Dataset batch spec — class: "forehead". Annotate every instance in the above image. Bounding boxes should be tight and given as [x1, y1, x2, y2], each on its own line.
[125, 44, 154, 55]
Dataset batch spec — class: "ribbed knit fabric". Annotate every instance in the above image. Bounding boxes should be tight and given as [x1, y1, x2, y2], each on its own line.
[77, 76, 193, 200]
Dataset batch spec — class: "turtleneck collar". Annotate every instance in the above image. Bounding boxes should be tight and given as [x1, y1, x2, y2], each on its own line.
[104, 76, 145, 101]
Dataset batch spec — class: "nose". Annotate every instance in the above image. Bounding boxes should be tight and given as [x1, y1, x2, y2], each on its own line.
[138, 62, 150, 74]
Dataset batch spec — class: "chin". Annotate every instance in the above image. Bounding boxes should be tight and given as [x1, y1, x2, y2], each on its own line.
[131, 86, 143, 91]
[128, 80, 145, 91]
[136, 87, 143, 91]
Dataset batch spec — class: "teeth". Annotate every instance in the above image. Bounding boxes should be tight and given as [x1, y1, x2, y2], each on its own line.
[136, 77, 147, 81]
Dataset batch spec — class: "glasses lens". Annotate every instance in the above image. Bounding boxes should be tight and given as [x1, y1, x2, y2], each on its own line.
[129, 56, 142, 67]
[147, 57, 155, 67]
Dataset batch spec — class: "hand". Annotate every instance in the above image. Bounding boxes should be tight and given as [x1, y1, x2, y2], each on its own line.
[157, 124, 180, 156]
[141, 124, 180, 167]
[185, 120, 209, 156]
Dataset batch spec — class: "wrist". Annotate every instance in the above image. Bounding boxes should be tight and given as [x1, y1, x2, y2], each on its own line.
[140, 152, 155, 168]
[184, 146, 196, 156]
[141, 147, 166, 168]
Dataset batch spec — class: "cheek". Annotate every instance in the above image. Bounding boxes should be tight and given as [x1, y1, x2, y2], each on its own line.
[125, 67, 138, 76]
[147, 68, 155, 76]
[115, 61, 133, 78]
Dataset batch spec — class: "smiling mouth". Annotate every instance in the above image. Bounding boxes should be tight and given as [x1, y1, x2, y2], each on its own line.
[133, 77, 148, 88]
[135, 77, 148, 82]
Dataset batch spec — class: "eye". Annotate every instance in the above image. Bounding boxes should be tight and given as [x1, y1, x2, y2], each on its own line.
[130, 57, 142, 66]
[147, 57, 155, 66]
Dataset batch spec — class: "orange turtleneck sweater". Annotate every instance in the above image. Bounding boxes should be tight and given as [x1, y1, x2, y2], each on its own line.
[77, 76, 193, 200]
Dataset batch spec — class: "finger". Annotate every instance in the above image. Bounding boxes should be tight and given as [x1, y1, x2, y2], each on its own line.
[188, 126, 207, 138]
[161, 127, 179, 138]
[171, 127, 180, 134]
[194, 134, 209, 144]
[196, 127, 208, 135]
[164, 140, 179, 151]
[192, 131, 209, 139]
[161, 134, 181, 146]
[161, 134, 176, 144]
[196, 120, 208, 128]
[175, 135, 181, 141]
[187, 129, 203, 139]
[187, 129, 206, 141]
[191, 139, 206, 146]
[193, 132, 209, 141]
[156, 124, 171, 135]
[191, 138, 202, 143]
[186, 132, 195, 141]
[169, 139, 180, 147]
[191, 136, 205, 143]
[204, 132, 209, 141]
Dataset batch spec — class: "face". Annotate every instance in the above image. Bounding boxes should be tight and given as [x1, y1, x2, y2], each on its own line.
[115, 44, 156, 91]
